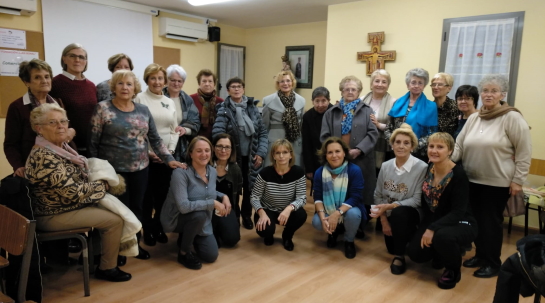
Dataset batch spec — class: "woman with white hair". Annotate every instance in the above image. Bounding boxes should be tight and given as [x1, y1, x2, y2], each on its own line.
[163, 64, 201, 162]
[384, 68, 437, 162]
[453, 74, 531, 278]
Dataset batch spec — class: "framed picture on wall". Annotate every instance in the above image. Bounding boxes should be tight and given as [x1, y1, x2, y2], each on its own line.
[285, 45, 314, 89]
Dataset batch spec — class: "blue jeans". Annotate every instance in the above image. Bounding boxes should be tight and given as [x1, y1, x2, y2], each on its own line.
[312, 207, 361, 242]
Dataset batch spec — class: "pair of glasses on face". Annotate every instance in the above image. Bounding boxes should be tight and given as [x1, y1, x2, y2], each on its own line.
[215, 145, 231, 151]
[343, 88, 358, 93]
[169, 79, 183, 84]
[278, 79, 292, 84]
[66, 54, 87, 61]
[456, 97, 473, 102]
[274, 151, 290, 156]
[229, 85, 243, 90]
[430, 83, 448, 88]
[409, 81, 425, 87]
[42, 119, 70, 126]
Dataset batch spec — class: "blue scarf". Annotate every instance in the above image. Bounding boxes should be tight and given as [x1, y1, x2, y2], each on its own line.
[388, 92, 437, 139]
[322, 161, 349, 223]
[340, 98, 361, 135]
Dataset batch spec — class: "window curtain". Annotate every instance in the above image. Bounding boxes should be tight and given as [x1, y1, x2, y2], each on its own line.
[444, 18, 515, 106]
[219, 45, 244, 99]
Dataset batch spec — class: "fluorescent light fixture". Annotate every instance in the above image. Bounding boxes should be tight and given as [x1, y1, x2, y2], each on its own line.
[188, 0, 234, 6]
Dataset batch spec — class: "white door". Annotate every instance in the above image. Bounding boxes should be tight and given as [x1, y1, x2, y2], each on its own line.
[217, 44, 245, 99]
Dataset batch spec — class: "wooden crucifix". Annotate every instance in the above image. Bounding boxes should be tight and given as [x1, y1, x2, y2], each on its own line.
[357, 32, 396, 75]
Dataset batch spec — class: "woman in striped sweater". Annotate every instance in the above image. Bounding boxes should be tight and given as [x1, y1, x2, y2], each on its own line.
[251, 139, 307, 251]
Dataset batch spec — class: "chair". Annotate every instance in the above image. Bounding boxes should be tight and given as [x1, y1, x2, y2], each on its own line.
[36, 227, 94, 297]
[0, 205, 36, 303]
[508, 186, 545, 236]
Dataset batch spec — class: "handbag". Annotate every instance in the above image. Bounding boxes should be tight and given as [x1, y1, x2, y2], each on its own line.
[503, 190, 526, 217]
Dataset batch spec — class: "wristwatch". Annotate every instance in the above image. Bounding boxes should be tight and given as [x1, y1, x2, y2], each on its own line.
[337, 208, 344, 215]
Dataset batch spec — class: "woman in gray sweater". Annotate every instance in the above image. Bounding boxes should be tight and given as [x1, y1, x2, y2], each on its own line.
[370, 124, 428, 275]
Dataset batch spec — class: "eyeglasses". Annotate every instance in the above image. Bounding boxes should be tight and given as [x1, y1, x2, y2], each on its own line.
[482, 89, 502, 95]
[430, 83, 448, 88]
[215, 145, 231, 151]
[342, 88, 358, 93]
[41, 119, 70, 126]
[409, 81, 425, 87]
[456, 97, 473, 102]
[229, 85, 243, 90]
[66, 54, 87, 61]
[278, 79, 292, 84]
[274, 151, 290, 156]
[169, 79, 183, 84]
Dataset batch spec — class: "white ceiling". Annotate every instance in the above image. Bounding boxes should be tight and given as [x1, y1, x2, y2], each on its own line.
[124, 0, 362, 29]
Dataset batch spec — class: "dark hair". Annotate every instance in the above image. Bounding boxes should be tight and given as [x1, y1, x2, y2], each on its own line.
[455, 85, 479, 108]
[212, 133, 237, 163]
[312, 86, 330, 101]
[226, 77, 245, 89]
[196, 69, 217, 84]
[19, 59, 53, 83]
[317, 137, 350, 165]
[107, 53, 134, 73]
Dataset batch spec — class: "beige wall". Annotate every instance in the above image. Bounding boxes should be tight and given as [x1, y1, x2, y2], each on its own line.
[245, 21, 327, 108]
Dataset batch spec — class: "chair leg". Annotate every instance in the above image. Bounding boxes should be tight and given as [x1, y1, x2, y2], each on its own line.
[73, 234, 90, 297]
[525, 203, 530, 236]
[539, 207, 544, 234]
[508, 217, 513, 234]
[87, 231, 95, 275]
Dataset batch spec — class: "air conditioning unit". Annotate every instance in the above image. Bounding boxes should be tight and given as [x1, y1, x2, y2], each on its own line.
[159, 17, 208, 43]
[0, 0, 37, 16]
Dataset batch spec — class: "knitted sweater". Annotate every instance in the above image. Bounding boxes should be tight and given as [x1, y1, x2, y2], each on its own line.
[302, 106, 332, 174]
[452, 111, 531, 187]
[49, 74, 97, 149]
[251, 165, 307, 213]
[134, 89, 178, 151]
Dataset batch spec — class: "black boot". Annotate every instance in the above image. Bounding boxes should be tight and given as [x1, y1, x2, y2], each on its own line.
[135, 232, 150, 260]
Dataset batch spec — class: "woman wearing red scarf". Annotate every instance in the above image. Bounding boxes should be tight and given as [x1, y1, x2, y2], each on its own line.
[190, 69, 224, 140]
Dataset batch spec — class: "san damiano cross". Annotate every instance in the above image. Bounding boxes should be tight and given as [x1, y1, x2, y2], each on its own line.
[357, 32, 396, 75]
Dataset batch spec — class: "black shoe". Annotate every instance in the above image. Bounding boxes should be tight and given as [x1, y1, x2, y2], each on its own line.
[264, 236, 274, 246]
[155, 231, 168, 244]
[462, 256, 482, 268]
[135, 245, 150, 260]
[117, 255, 126, 267]
[437, 269, 461, 289]
[242, 216, 254, 230]
[344, 242, 356, 259]
[473, 266, 500, 278]
[143, 230, 156, 246]
[327, 233, 338, 248]
[68, 238, 83, 253]
[95, 266, 132, 282]
[432, 258, 444, 270]
[390, 256, 406, 275]
[177, 251, 202, 270]
[355, 228, 365, 239]
[283, 238, 294, 251]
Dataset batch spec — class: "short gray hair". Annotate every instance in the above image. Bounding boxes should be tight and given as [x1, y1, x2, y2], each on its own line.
[405, 68, 429, 86]
[30, 103, 67, 132]
[478, 74, 509, 93]
[312, 86, 330, 101]
[61, 43, 88, 72]
[166, 64, 187, 81]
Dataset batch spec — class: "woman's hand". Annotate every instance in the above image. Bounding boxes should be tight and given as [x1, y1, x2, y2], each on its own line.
[381, 217, 392, 236]
[149, 152, 163, 163]
[175, 126, 186, 137]
[256, 209, 271, 231]
[421, 229, 435, 248]
[253, 155, 263, 169]
[13, 167, 25, 178]
[214, 200, 227, 217]
[348, 148, 361, 159]
[66, 128, 76, 142]
[369, 204, 393, 218]
[320, 216, 332, 234]
[510, 182, 522, 196]
[327, 211, 341, 232]
[278, 206, 293, 226]
[370, 114, 379, 126]
[168, 161, 187, 169]
[222, 195, 232, 215]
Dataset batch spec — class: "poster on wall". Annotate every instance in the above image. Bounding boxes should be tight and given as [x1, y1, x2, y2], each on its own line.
[285, 45, 314, 89]
[0, 50, 39, 76]
[0, 28, 26, 49]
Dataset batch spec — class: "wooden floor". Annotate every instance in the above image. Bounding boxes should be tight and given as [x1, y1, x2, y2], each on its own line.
[42, 186, 538, 303]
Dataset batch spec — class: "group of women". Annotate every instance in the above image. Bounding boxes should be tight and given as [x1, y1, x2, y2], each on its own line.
[3, 41, 532, 293]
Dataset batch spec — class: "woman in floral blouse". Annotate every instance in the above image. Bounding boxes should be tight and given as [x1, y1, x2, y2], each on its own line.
[89, 70, 184, 260]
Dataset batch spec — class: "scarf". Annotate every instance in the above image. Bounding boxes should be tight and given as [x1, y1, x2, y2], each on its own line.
[35, 135, 89, 177]
[479, 101, 522, 120]
[422, 164, 454, 213]
[388, 92, 437, 139]
[28, 91, 57, 109]
[322, 161, 349, 223]
[340, 98, 361, 135]
[197, 88, 217, 128]
[277, 91, 300, 142]
[228, 96, 255, 136]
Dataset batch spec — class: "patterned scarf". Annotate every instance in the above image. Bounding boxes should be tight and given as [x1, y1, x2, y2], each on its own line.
[35, 135, 89, 177]
[197, 88, 217, 128]
[322, 160, 349, 223]
[277, 91, 300, 142]
[422, 164, 453, 213]
[228, 96, 255, 136]
[340, 98, 361, 135]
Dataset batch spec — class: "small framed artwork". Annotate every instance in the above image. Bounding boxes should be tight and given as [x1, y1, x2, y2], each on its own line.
[285, 45, 314, 89]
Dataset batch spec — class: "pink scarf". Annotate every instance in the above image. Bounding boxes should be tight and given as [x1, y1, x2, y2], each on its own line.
[35, 136, 89, 177]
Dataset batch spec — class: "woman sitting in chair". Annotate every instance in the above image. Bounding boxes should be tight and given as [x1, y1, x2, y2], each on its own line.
[25, 103, 131, 282]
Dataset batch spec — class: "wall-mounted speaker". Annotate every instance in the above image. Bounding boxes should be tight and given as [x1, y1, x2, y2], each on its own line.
[208, 26, 220, 42]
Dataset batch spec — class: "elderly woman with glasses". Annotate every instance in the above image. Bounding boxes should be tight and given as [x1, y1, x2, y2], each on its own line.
[262, 71, 305, 168]
[384, 68, 438, 162]
[321, 76, 378, 212]
[212, 77, 268, 230]
[453, 85, 478, 139]
[431, 73, 458, 137]
[96, 53, 134, 102]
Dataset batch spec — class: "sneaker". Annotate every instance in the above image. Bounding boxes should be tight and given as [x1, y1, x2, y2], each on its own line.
[437, 269, 461, 289]
[177, 251, 202, 270]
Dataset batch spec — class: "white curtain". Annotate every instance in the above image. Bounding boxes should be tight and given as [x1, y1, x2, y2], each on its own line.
[218, 45, 244, 99]
[444, 18, 515, 106]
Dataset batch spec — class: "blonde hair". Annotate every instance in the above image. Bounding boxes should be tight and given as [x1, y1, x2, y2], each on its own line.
[428, 132, 455, 152]
[109, 70, 141, 99]
[187, 136, 213, 166]
[143, 63, 166, 84]
[274, 70, 297, 91]
[390, 123, 418, 151]
[269, 139, 295, 167]
[30, 103, 67, 132]
[370, 69, 391, 85]
[431, 72, 454, 87]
